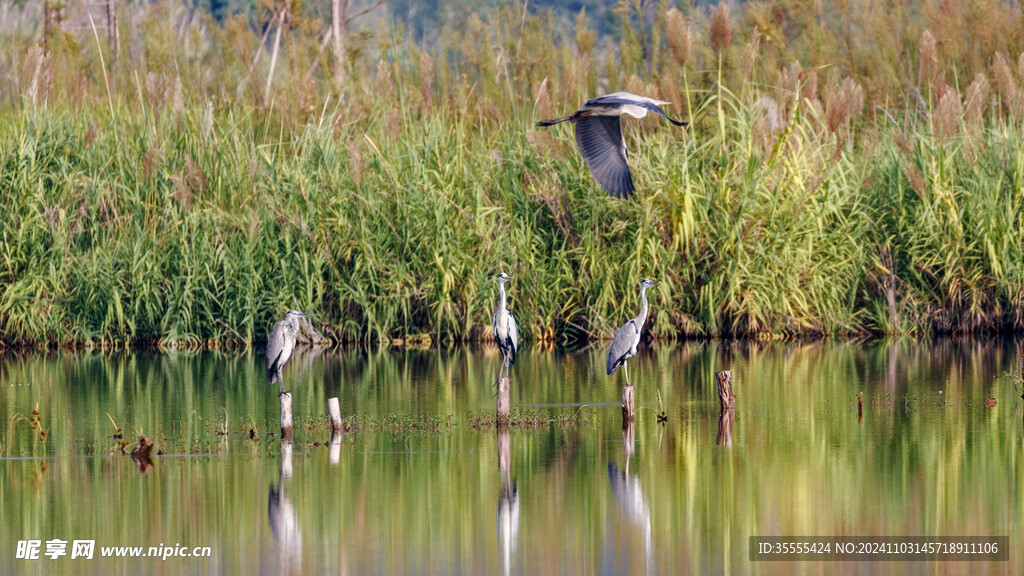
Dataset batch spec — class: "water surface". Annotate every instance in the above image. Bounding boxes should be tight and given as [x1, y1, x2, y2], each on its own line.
[1, 340, 1022, 575]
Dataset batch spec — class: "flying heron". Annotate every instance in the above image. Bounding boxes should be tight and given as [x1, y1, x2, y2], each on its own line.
[606, 279, 659, 387]
[537, 92, 687, 199]
[266, 309, 311, 395]
[492, 272, 520, 380]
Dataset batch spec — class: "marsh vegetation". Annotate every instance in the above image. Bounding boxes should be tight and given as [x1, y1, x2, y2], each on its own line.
[3, 0, 1024, 347]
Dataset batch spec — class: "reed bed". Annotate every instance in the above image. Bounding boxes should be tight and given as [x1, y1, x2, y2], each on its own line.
[2, 0, 1024, 347]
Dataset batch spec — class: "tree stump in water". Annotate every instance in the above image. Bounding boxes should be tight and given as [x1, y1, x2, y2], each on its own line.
[130, 435, 154, 459]
[130, 435, 155, 474]
[496, 377, 511, 425]
[715, 370, 735, 446]
[715, 370, 735, 411]
[622, 385, 635, 424]
[280, 391, 293, 442]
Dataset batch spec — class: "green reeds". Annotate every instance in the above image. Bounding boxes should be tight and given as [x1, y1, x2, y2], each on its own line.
[3, 1, 1024, 346]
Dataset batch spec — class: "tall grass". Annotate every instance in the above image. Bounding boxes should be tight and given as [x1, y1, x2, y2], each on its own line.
[2, 0, 1024, 346]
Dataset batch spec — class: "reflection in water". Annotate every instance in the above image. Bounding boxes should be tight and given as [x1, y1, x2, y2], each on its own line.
[269, 442, 302, 573]
[717, 408, 735, 447]
[622, 421, 635, 472]
[496, 429, 519, 576]
[607, 461, 652, 576]
[1, 341, 1023, 575]
[329, 430, 343, 465]
[605, 421, 652, 575]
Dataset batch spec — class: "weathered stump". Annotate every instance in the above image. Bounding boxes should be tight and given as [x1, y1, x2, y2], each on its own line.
[715, 370, 735, 411]
[280, 391, 293, 442]
[716, 370, 735, 447]
[327, 397, 343, 431]
[130, 435, 154, 459]
[622, 385, 635, 424]
[496, 376, 511, 425]
[130, 435, 155, 474]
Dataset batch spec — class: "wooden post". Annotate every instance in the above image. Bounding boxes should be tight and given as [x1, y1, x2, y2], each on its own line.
[327, 397, 343, 431]
[496, 376, 511, 425]
[622, 385, 635, 424]
[715, 370, 735, 410]
[280, 391, 293, 442]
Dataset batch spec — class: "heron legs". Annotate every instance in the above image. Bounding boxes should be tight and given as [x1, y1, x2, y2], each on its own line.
[495, 351, 507, 383]
[624, 361, 632, 387]
[499, 352, 510, 381]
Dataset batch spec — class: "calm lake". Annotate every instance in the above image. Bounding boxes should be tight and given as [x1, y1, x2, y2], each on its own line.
[1, 340, 1022, 575]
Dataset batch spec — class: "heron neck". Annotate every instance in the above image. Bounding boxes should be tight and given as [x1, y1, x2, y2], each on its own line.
[499, 282, 507, 310]
[636, 287, 650, 327]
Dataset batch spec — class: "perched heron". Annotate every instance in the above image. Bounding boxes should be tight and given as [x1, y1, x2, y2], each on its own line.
[537, 92, 687, 199]
[606, 279, 659, 387]
[266, 309, 311, 395]
[492, 272, 520, 380]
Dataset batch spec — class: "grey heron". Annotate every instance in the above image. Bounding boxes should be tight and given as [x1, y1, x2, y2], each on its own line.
[266, 309, 311, 395]
[606, 279, 659, 387]
[537, 92, 687, 199]
[492, 272, 520, 380]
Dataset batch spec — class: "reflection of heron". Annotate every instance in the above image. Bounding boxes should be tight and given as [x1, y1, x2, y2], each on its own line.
[266, 310, 311, 394]
[496, 428, 519, 576]
[496, 482, 519, 576]
[608, 463, 652, 575]
[492, 273, 520, 381]
[268, 483, 302, 568]
[607, 279, 659, 387]
[538, 92, 688, 198]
